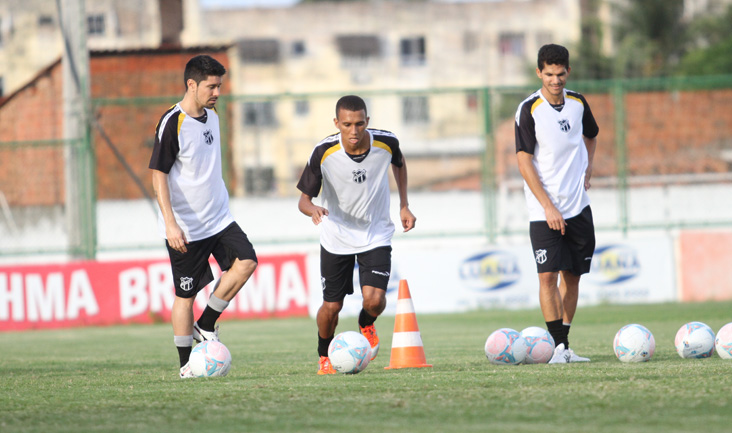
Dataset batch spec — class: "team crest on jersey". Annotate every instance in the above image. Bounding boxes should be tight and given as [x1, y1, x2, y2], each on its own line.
[203, 129, 214, 145]
[352, 169, 367, 184]
[179, 276, 194, 291]
[558, 119, 571, 133]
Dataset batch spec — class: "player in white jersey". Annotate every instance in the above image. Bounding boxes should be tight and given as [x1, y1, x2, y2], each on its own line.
[297, 95, 416, 374]
[515, 44, 599, 363]
[149, 55, 258, 378]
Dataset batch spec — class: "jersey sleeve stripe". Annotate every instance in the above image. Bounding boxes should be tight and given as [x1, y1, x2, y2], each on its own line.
[320, 143, 342, 165]
[177, 112, 186, 135]
[530, 98, 544, 114]
[373, 140, 393, 154]
[566, 94, 582, 104]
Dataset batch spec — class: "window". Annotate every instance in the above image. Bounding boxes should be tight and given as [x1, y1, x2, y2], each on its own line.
[294, 100, 309, 117]
[463, 31, 478, 53]
[87, 14, 105, 36]
[336, 35, 380, 57]
[400, 36, 426, 66]
[292, 40, 306, 57]
[499, 32, 524, 57]
[243, 102, 277, 127]
[336, 35, 380, 66]
[237, 39, 280, 63]
[402, 96, 429, 124]
[38, 15, 54, 26]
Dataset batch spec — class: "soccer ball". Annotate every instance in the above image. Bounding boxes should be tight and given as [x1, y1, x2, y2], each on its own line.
[613, 324, 655, 363]
[520, 326, 555, 364]
[675, 321, 715, 359]
[484, 328, 527, 365]
[189, 341, 232, 377]
[328, 331, 371, 374]
[715, 322, 732, 359]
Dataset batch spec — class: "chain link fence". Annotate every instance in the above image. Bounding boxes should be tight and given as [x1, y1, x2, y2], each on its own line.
[2, 75, 732, 257]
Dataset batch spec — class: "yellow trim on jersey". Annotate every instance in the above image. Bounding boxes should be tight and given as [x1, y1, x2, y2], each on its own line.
[566, 94, 582, 104]
[177, 112, 186, 135]
[530, 98, 544, 114]
[321, 143, 342, 165]
[373, 140, 393, 154]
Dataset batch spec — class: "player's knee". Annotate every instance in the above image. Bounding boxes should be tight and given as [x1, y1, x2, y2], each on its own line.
[231, 259, 257, 280]
[320, 301, 343, 316]
[362, 293, 386, 315]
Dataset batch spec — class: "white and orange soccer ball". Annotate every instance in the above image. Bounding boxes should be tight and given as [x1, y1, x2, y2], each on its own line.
[613, 324, 655, 363]
[675, 321, 715, 359]
[189, 341, 232, 377]
[520, 326, 555, 364]
[715, 322, 732, 359]
[328, 331, 371, 374]
[484, 328, 527, 365]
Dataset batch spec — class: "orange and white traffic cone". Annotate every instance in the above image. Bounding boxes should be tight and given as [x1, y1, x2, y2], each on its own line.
[385, 279, 432, 369]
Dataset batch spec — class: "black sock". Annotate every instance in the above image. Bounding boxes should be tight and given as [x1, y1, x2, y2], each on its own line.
[177, 346, 192, 367]
[358, 309, 376, 328]
[318, 333, 334, 357]
[564, 323, 571, 349]
[197, 306, 222, 332]
[546, 319, 568, 348]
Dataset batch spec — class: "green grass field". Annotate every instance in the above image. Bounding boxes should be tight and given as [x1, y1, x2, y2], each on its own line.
[2, 301, 732, 433]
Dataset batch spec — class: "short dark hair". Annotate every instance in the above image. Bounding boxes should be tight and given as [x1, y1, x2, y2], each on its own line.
[184, 55, 226, 90]
[537, 44, 569, 71]
[335, 95, 367, 119]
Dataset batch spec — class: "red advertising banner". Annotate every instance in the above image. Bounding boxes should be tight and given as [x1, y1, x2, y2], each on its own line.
[678, 231, 732, 302]
[0, 254, 310, 331]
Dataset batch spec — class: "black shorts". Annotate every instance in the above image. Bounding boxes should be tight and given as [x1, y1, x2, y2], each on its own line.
[166, 222, 257, 298]
[320, 245, 392, 303]
[529, 205, 595, 275]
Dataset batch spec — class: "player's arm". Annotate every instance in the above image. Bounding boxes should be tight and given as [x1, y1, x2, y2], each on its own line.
[583, 135, 597, 190]
[151, 169, 188, 252]
[516, 151, 565, 235]
[298, 193, 329, 225]
[392, 156, 416, 232]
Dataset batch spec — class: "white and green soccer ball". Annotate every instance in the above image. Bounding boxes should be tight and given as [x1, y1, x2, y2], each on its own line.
[613, 324, 655, 363]
[520, 326, 555, 364]
[484, 328, 527, 365]
[189, 341, 232, 377]
[675, 321, 715, 359]
[328, 331, 371, 374]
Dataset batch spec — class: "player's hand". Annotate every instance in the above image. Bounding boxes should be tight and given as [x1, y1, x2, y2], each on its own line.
[584, 165, 593, 190]
[312, 207, 329, 225]
[400, 206, 416, 232]
[166, 223, 188, 253]
[544, 205, 566, 235]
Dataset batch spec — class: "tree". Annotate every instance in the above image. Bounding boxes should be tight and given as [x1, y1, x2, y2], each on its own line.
[572, 0, 613, 80]
[676, 5, 732, 76]
[612, 0, 686, 78]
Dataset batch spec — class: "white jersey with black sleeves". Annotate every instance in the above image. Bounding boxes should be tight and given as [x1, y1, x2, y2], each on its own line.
[297, 129, 404, 255]
[149, 103, 234, 241]
[515, 88, 599, 221]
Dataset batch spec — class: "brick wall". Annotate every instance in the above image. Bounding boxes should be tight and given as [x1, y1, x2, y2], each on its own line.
[0, 48, 231, 206]
[0, 62, 65, 206]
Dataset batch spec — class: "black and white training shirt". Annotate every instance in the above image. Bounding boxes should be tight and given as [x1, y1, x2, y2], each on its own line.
[515, 89, 599, 221]
[149, 104, 233, 241]
[297, 129, 403, 254]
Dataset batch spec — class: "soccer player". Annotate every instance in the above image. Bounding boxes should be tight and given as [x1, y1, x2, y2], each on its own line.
[297, 95, 417, 375]
[514, 44, 598, 363]
[149, 55, 258, 378]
